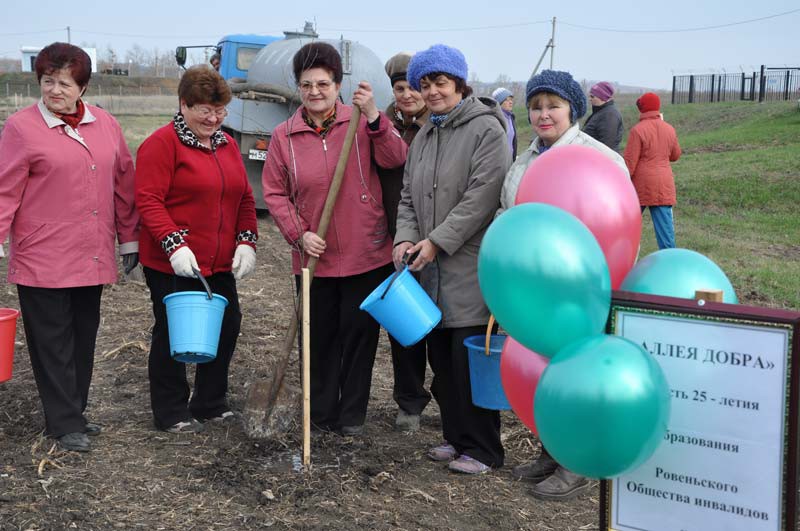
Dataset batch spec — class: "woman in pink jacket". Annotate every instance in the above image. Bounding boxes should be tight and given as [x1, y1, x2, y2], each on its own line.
[0, 43, 139, 452]
[623, 92, 682, 249]
[262, 42, 407, 436]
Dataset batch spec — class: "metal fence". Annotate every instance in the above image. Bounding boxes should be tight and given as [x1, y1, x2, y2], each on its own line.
[672, 66, 800, 104]
[1, 83, 170, 98]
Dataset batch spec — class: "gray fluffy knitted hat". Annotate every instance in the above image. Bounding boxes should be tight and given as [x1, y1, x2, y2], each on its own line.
[525, 70, 587, 123]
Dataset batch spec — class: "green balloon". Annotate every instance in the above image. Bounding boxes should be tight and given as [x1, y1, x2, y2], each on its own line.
[478, 203, 611, 357]
[621, 248, 738, 303]
[534, 335, 671, 478]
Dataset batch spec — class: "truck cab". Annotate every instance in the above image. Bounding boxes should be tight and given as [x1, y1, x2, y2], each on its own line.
[215, 34, 280, 80]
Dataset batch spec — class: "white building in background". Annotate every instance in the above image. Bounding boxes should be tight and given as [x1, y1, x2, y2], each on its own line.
[20, 46, 97, 73]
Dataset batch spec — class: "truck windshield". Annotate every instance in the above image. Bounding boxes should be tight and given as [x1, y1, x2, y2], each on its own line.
[236, 46, 262, 72]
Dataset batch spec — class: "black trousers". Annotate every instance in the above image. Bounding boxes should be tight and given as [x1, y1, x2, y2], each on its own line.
[17, 284, 103, 438]
[388, 335, 431, 415]
[427, 325, 504, 468]
[143, 267, 241, 430]
[296, 263, 392, 430]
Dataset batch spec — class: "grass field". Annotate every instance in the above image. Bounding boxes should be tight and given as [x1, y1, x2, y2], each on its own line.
[514, 99, 800, 310]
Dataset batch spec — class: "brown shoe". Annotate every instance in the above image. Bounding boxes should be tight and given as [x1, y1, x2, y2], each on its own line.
[511, 453, 559, 482]
[531, 466, 590, 501]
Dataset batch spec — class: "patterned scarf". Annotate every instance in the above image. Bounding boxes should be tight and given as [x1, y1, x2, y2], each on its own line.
[172, 111, 228, 151]
[56, 99, 85, 129]
[429, 100, 464, 128]
[302, 107, 337, 138]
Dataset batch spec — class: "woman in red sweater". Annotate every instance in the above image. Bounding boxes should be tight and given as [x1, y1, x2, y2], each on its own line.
[135, 66, 258, 433]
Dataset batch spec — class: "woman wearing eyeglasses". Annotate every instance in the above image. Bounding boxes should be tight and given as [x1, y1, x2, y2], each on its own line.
[262, 42, 407, 436]
[135, 65, 258, 433]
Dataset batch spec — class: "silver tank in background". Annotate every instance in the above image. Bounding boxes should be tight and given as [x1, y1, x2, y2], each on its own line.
[223, 35, 393, 209]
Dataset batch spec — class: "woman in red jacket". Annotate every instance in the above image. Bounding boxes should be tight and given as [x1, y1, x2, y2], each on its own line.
[623, 92, 682, 249]
[262, 42, 407, 436]
[135, 66, 258, 433]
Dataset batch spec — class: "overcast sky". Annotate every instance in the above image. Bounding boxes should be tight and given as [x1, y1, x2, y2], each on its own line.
[1, 0, 798, 89]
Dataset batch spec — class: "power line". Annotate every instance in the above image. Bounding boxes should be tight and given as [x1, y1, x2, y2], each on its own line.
[560, 8, 800, 34]
[319, 19, 551, 33]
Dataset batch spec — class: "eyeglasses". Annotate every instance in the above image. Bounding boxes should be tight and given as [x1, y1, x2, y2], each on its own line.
[191, 106, 228, 120]
[299, 80, 335, 93]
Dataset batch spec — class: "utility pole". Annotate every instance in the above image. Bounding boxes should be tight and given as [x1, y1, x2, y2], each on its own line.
[66, 26, 71, 43]
[550, 17, 556, 70]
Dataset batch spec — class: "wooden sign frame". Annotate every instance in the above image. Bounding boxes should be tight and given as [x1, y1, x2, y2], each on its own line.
[600, 291, 800, 531]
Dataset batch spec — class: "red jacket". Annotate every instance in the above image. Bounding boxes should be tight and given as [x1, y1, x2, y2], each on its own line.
[623, 111, 682, 206]
[135, 123, 257, 276]
[261, 102, 407, 277]
[0, 101, 139, 288]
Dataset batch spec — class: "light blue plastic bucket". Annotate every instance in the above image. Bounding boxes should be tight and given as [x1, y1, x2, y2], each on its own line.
[464, 334, 511, 410]
[360, 267, 442, 347]
[163, 291, 229, 364]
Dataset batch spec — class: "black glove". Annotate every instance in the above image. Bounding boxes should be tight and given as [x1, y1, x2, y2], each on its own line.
[122, 252, 139, 275]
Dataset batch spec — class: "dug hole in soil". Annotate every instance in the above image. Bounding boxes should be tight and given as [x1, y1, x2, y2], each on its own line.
[0, 215, 599, 530]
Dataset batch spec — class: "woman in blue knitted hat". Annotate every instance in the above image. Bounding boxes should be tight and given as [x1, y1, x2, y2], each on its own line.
[394, 44, 511, 475]
[499, 70, 628, 500]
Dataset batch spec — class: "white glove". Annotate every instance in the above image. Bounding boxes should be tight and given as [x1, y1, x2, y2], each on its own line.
[232, 244, 256, 280]
[169, 246, 200, 278]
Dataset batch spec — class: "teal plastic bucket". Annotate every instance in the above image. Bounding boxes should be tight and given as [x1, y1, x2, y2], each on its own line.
[360, 267, 442, 347]
[464, 334, 511, 410]
[163, 291, 228, 364]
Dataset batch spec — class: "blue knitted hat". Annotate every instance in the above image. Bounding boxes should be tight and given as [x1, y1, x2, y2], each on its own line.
[525, 70, 587, 123]
[407, 44, 468, 92]
[492, 87, 513, 104]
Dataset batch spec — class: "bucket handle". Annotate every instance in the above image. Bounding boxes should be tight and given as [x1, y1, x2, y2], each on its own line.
[484, 315, 496, 356]
[192, 267, 213, 300]
[379, 250, 419, 300]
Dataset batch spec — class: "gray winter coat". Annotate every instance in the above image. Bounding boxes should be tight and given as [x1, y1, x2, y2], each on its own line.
[395, 96, 511, 328]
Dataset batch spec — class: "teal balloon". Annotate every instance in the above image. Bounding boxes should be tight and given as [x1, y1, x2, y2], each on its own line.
[534, 335, 671, 478]
[478, 203, 611, 358]
[621, 248, 738, 303]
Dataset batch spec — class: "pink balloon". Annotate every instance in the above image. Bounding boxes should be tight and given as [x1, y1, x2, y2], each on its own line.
[515, 144, 641, 289]
[500, 336, 549, 434]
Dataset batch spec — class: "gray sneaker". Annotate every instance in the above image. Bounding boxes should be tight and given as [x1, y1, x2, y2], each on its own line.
[531, 466, 590, 501]
[512, 454, 559, 482]
[57, 432, 91, 452]
[394, 409, 420, 432]
[164, 419, 205, 434]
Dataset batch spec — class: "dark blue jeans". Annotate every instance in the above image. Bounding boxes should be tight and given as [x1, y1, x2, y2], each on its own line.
[643, 206, 676, 249]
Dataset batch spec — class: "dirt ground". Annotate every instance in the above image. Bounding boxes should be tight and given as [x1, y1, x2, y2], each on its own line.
[0, 215, 600, 531]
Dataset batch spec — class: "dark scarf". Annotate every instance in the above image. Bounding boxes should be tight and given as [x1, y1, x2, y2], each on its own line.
[56, 99, 85, 129]
[302, 107, 337, 138]
[172, 111, 228, 151]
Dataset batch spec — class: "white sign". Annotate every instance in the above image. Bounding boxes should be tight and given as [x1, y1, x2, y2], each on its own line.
[609, 311, 791, 531]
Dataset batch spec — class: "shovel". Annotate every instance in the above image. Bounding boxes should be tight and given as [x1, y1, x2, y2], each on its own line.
[243, 107, 363, 439]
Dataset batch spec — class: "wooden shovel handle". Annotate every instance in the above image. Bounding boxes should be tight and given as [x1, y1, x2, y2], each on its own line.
[485, 315, 495, 356]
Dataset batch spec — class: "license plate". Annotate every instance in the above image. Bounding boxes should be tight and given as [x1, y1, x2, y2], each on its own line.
[248, 149, 267, 161]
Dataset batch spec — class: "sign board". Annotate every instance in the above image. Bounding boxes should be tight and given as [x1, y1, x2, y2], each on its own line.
[600, 292, 800, 531]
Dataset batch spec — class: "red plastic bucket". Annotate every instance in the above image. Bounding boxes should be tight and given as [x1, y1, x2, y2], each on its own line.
[0, 308, 20, 383]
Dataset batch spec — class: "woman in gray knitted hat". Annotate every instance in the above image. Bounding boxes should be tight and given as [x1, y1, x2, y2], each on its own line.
[499, 69, 628, 500]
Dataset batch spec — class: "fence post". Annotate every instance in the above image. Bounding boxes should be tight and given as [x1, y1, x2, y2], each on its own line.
[740, 74, 745, 101]
[785, 70, 791, 101]
[671, 76, 676, 104]
[759, 65, 766, 103]
[688, 75, 695, 103]
[709, 75, 715, 103]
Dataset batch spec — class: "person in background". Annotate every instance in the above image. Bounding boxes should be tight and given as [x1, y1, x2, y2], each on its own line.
[209, 53, 221, 72]
[135, 65, 258, 434]
[394, 44, 511, 474]
[378, 51, 432, 432]
[623, 92, 682, 249]
[499, 69, 627, 499]
[262, 42, 407, 436]
[583, 81, 624, 152]
[491, 87, 517, 160]
[0, 42, 140, 452]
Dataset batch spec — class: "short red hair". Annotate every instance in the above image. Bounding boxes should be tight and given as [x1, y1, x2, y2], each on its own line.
[35, 42, 92, 87]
